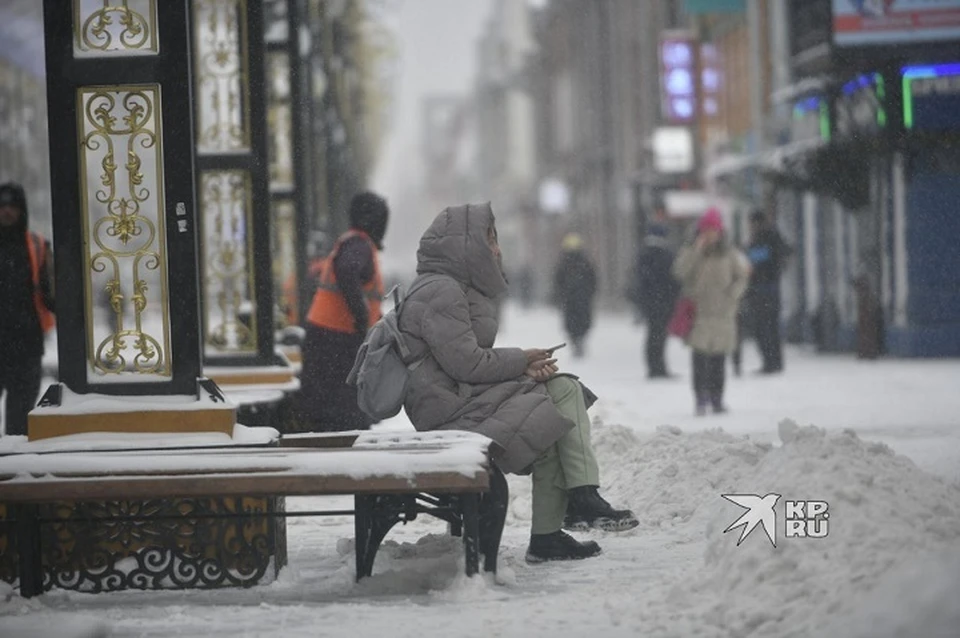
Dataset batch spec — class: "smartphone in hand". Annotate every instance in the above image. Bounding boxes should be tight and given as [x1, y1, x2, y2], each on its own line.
[545, 343, 567, 355]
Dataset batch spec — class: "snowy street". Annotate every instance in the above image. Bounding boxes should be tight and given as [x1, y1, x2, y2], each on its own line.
[2, 304, 959, 638]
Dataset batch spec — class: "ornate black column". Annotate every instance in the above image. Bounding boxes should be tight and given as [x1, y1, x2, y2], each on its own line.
[43, 0, 203, 396]
[287, 0, 315, 327]
[35, 0, 235, 438]
[191, 0, 284, 369]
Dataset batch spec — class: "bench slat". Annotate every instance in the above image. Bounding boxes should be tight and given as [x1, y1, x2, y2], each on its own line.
[0, 469, 489, 503]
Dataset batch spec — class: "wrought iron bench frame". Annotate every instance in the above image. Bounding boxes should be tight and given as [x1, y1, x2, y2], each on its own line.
[0, 433, 508, 598]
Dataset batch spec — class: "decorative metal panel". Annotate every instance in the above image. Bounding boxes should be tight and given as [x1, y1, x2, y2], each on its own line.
[193, 0, 250, 154]
[73, 0, 159, 57]
[78, 85, 172, 380]
[199, 170, 257, 354]
[266, 52, 293, 190]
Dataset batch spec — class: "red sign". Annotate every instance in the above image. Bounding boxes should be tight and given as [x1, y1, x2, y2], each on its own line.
[832, 0, 960, 46]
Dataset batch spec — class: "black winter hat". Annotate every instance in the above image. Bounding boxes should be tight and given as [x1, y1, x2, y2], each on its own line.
[0, 182, 27, 213]
[349, 191, 389, 249]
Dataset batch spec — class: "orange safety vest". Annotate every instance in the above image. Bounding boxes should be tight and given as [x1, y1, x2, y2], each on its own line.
[283, 258, 326, 327]
[25, 231, 55, 334]
[306, 230, 383, 334]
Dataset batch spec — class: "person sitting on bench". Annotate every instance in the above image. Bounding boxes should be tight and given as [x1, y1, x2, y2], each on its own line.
[398, 203, 638, 564]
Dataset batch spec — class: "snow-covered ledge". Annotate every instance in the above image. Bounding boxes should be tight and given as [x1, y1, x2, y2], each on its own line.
[26, 380, 239, 441]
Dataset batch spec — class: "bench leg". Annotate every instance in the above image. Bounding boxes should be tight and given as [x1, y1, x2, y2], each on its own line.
[14, 504, 43, 598]
[354, 495, 404, 581]
[479, 466, 508, 574]
[461, 493, 480, 578]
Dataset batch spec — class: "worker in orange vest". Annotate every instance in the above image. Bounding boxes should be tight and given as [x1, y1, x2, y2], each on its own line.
[296, 191, 388, 432]
[281, 231, 328, 330]
[0, 183, 55, 437]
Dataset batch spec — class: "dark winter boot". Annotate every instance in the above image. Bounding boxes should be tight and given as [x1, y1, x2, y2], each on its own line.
[525, 530, 602, 564]
[563, 486, 639, 532]
[695, 393, 709, 417]
[710, 394, 728, 414]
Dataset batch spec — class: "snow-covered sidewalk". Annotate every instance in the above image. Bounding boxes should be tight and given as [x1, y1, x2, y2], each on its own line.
[2, 305, 959, 638]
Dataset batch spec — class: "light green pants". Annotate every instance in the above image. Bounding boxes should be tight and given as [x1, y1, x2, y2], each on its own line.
[530, 377, 601, 534]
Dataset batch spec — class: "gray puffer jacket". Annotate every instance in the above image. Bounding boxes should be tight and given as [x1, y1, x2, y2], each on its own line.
[398, 203, 574, 474]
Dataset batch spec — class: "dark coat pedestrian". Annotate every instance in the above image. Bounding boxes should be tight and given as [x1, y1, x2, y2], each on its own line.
[296, 192, 389, 432]
[0, 183, 55, 436]
[633, 224, 680, 378]
[552, 234, 597, 358]
[745, 210, 791, 374]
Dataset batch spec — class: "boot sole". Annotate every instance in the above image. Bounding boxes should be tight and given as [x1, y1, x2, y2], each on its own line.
[524, 548, 602, 564]
[563, 517, 639, 533]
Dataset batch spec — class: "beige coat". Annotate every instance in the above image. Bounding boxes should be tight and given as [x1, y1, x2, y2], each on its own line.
[398, 203, 574, 474]
[672, 241, 750, 354]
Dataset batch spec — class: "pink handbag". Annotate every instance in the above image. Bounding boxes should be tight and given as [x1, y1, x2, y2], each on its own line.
[667, 297, 696, 339]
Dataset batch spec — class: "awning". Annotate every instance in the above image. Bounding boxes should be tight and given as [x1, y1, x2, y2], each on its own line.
[769, 77, 832, 105]
[705, 152, 762, 181]
[760, 138, 828, 174]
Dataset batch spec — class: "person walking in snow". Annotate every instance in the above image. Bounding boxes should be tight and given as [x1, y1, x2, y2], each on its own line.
[672, 208, 750, 416]
[296, 191, 389, 432]
[399, 203, 637, 563]
[745, 209, 791, 374]
[552, 233, 597, 358]
[631, 222, 681, 378]
[0, 183, 55, 436]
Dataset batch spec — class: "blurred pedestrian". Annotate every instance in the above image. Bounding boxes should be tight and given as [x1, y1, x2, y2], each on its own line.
[632, 222, 680, 378]
[0, 183, 55, 436]
[745, 209, 791, 374]
[552, 233, 597, 358]
[672, 208, 750, 416]
[399, 203, 637, 564]
[296, 192, 389, 432]
[515, 265, 535, 309]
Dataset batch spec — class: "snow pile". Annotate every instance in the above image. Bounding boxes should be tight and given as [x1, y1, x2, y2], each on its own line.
[505, 416, 960, 637]
[673, 420, 960, 637]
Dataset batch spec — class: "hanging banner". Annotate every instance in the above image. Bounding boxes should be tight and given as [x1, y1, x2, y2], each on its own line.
[832, 0, 960, 46]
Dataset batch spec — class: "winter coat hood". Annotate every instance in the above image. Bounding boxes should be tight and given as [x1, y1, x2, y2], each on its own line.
[416, 202, 507, 299]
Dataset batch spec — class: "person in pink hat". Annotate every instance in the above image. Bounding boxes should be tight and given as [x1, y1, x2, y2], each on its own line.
[672, 208, 750, 415]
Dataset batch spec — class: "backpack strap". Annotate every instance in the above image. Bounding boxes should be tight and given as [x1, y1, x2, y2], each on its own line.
[393, 273, 459, 365]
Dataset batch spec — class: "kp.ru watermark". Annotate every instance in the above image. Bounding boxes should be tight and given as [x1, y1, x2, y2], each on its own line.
[721, 494, 830, 547]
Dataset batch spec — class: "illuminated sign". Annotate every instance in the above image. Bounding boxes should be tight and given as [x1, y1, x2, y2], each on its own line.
[902, 63, 960, 130]
[660, 33, 696, 123]
[792, 97, 831, 143]
[835, 73, 886, 137]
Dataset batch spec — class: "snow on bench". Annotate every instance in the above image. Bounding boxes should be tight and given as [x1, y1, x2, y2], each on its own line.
[0, 431, 507, 597]
[0, 438, 494, 502]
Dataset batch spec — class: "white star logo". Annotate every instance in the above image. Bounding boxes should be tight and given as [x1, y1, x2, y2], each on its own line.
[722, 493, 781, 547]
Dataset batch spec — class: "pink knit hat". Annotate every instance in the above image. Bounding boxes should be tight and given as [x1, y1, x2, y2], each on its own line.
[698, 207, 724, 232]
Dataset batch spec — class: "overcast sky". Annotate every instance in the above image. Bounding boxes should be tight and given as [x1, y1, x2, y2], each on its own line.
[371, 0, 495, 273]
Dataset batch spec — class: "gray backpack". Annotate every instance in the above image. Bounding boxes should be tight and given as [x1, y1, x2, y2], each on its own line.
[346, 275, 442, 421]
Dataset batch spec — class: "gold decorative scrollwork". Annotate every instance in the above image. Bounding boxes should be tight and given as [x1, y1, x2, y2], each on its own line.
[193, 0, 250, 153]
[200, 171, 256, 354]
[74, 0, 159, 56]
[79, 86, 172, 378]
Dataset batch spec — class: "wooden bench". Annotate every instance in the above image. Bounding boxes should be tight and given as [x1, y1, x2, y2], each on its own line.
[0, 431, 507, 598]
